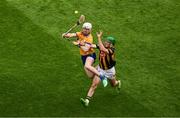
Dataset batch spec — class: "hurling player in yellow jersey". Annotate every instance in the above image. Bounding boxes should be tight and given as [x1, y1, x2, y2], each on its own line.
[80, 31, 121, 107]
[62, 23, 106, 84]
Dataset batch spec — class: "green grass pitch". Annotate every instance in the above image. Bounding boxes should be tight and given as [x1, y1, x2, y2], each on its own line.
[0, 0, 179, 117]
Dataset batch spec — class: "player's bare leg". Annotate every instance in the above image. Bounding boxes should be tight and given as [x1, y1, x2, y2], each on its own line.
[84, 57, 95, 79]
[109, 75, 121, 93]
[85, 57, 100, 76]
[84, 57, 107, 86]
[87, 75, 101, 97]
[80, 75, 100, 107]
[84, 67, 94, 79]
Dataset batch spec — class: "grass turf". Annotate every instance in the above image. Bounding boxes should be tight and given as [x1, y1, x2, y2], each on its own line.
[0, 0, 179, 116]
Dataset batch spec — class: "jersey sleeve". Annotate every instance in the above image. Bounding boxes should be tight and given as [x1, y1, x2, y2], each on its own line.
[76, 32, 81, 40]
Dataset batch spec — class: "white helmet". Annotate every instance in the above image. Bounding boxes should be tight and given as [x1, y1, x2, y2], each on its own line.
[82, 22, 92, 29]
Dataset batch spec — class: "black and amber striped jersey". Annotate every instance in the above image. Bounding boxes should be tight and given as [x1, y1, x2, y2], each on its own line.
[99, 48, 116, 70]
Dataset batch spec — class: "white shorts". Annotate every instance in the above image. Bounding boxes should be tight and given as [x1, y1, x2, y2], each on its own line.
[97, 65, 116, 79]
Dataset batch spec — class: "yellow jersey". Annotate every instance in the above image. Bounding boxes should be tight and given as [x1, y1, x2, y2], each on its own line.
[76, 32, 95, 55]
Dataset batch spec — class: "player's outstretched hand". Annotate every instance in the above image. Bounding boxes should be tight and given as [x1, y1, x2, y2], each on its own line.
[96, 31, 103, 38]
[72, 41, 79, 46]
[61, 33, 70, 38]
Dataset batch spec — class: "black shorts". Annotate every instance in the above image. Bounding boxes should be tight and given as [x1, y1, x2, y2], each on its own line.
[81, 53, 96, 65]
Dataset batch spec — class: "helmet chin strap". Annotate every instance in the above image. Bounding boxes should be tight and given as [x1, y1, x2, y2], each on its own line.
[82, 32, 90, 36]
[110, 43, 113, 47]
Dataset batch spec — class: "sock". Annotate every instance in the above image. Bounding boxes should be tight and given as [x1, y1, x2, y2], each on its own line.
[116, 80, 121, 87]
[116, 80, 119, 86]
[99, 73, 104, 81]
[99, 75, 103, 80]
[85, 96, 91, 102]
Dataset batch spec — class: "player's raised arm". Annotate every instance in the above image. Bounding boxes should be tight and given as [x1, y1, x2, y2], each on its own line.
[97, 31, 109, 53]
[62, 33, 77, 38]
[62, 15, 85, 39]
